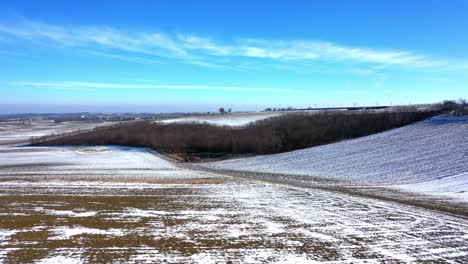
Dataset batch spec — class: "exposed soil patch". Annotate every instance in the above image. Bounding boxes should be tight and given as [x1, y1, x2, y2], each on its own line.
[1, 180, 467, 263]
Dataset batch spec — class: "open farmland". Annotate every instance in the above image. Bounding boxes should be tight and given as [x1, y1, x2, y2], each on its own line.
[158, 112, 282, 127]
[200, 115, 468, 203]
[0, 120, 114, 147]
[1, 177, 468, 262]
[2, 0, 468, 262]
[0, 119, 467, 263]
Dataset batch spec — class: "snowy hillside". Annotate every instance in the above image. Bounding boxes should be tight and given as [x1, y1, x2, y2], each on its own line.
[0, 146, 220, 181]
[159, 112, 281, 127]
[0, 120, 113, 146]
[201, 115, 468, 197]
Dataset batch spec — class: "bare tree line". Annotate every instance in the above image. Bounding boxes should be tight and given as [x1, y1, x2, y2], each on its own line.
[31, 109, 440, 160]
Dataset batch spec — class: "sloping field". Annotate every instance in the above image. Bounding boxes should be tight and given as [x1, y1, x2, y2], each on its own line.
[1, 162, 467, 263]
[159, 112, 281, 126]
[0, 120, 113, 146]
[1, 124, 468, 262]
[0, 146, 222, 183]
[200, 115, 468, 199]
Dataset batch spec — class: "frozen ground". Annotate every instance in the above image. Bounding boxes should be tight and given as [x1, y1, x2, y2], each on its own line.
[0, 146, 223, 183]
[1, 178, 468, 263]
[1, 118, 468, 263]
[0, 120, 112, 146]
[200, 115, 468, 200]
[158, 112, 281, 126]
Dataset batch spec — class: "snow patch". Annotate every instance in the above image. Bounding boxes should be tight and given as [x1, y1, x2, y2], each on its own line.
[34, 255, 82, 264]
[159, 112, 281, 127]
[49, 226, 124, 240]
[34, 207, 97, 217]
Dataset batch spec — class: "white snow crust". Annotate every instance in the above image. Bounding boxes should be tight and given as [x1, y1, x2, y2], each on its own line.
[202, 115, 468, 199]
[158, 112, 281, 126]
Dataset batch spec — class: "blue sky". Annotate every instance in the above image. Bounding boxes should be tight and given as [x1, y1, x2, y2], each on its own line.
[1, 0, 467, 113]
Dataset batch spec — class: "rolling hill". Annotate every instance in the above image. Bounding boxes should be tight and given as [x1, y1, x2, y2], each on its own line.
[200, 115, 468, 199]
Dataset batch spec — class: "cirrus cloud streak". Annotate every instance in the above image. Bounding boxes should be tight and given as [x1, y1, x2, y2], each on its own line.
[10, 81, 293, 93]
[1, 18, 466, 70]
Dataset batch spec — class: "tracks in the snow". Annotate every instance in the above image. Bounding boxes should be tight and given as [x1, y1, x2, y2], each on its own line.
[174, 160, 468, 219]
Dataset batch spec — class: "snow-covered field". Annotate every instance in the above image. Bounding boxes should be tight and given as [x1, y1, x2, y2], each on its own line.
[0, 146, 222, 183]
[1, 177, 467, 263]
[158, 112, 281, 126]
[0, 120, 112, 146]
[201, 115, 468, 200]
[1, 117, 468, 263]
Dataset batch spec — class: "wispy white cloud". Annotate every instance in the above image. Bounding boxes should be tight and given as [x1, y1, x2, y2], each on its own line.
[0, 20, 187, 58]
[10, 81, 293, 92]
[86, 50, 162, 64]
[0, 18, 466, 70]
[177, 34, 233, 55]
